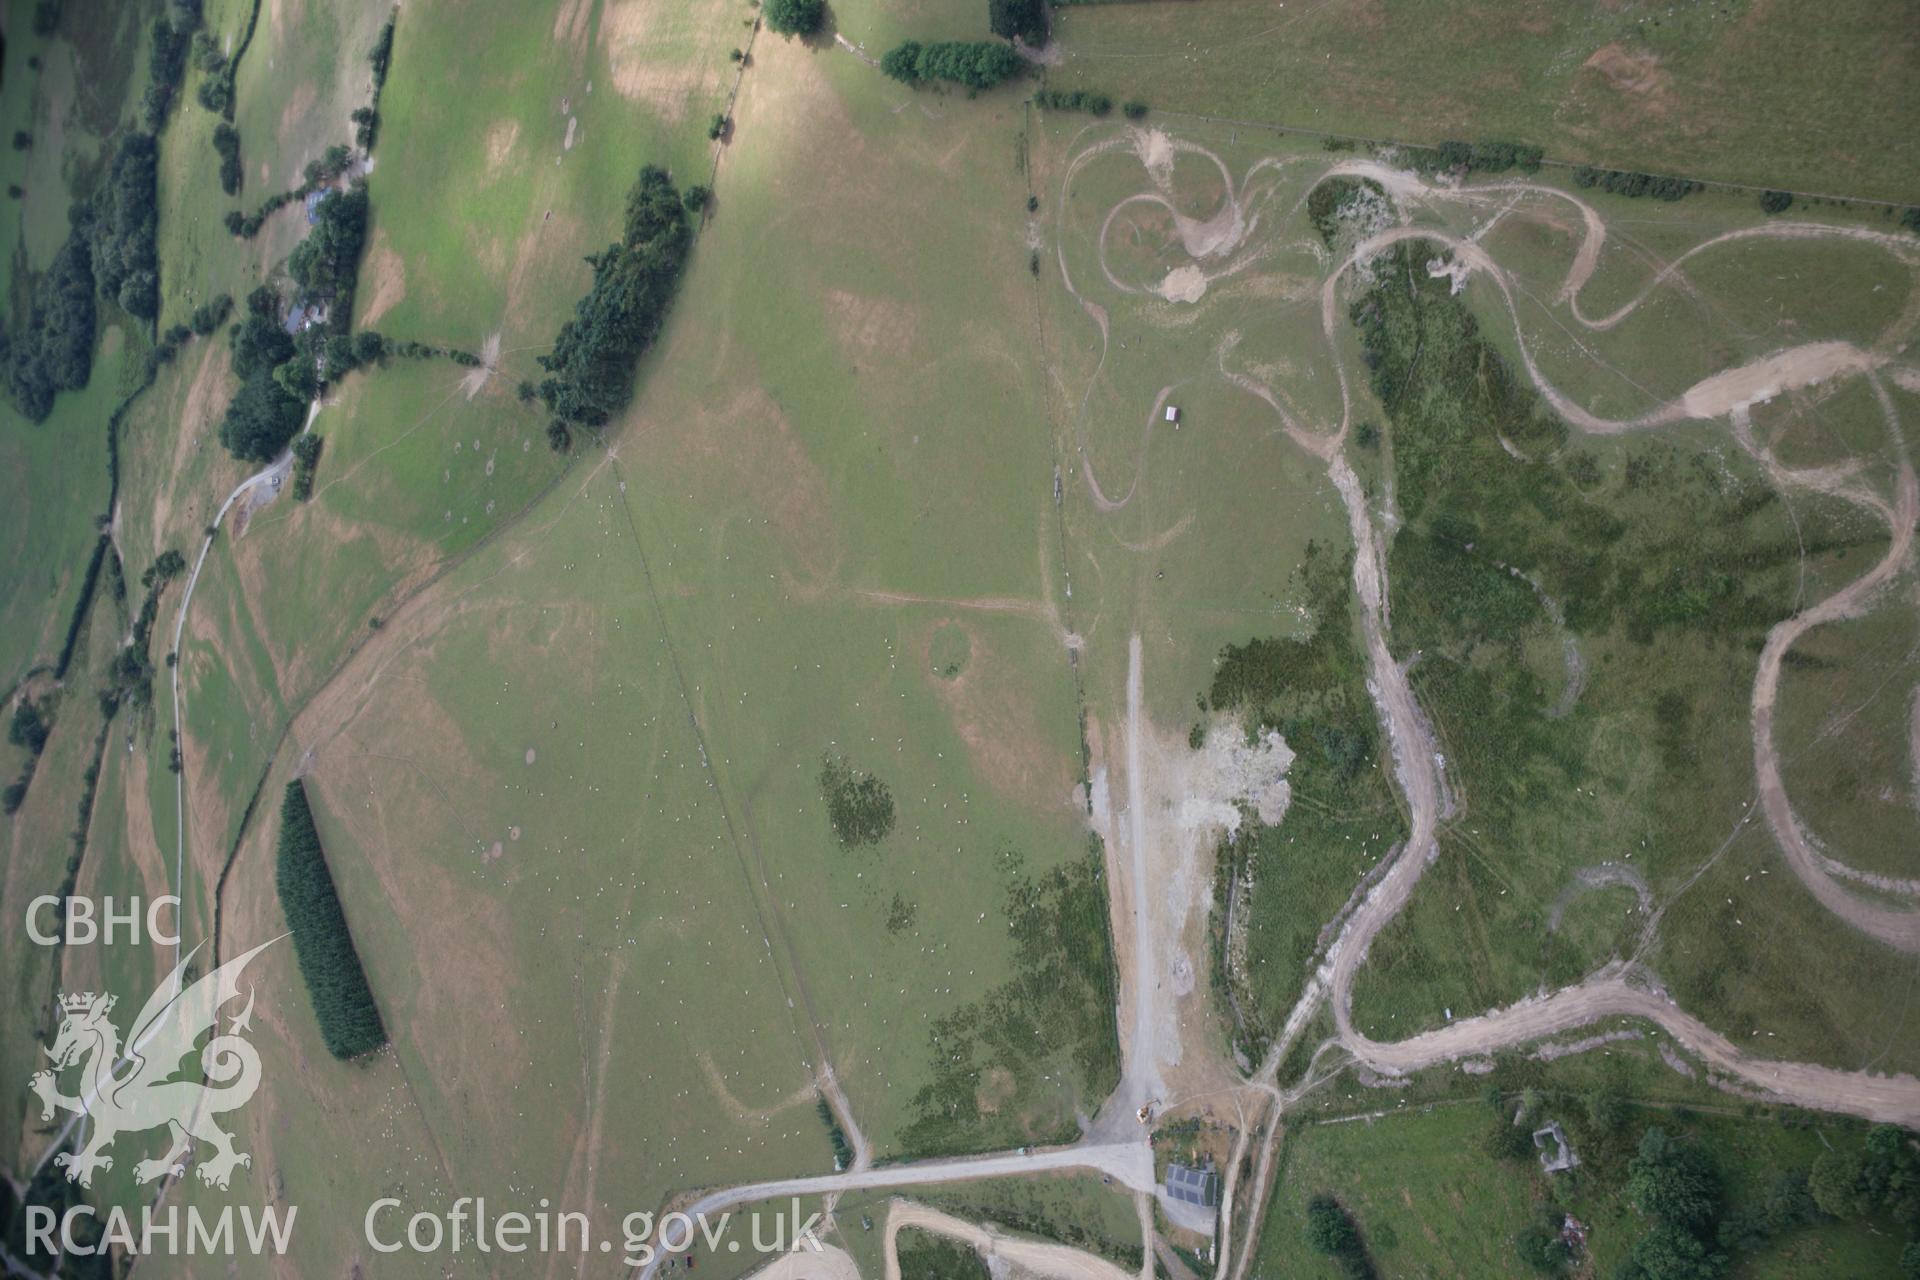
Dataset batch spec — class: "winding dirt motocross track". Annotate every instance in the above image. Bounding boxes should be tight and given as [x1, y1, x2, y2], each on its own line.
[1191, 157, 1920, 1121]
[1040, 141, 1920, 1280]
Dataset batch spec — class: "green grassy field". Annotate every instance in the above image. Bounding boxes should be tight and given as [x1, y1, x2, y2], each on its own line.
[357, 0, 727, 351]
[1771, 600, 1920, 883]
[0, 599, 115, 1169]
[7, 0, 1920, 1274]
[245, 28, 1125, 1171]
[1046, 0, 1920, 203]
[1252, 1101, 1905, 1279]
[0, 334, 123, 686]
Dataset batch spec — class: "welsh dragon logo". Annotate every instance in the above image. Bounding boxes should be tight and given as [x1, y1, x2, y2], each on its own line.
[30, 938, 279, 1189]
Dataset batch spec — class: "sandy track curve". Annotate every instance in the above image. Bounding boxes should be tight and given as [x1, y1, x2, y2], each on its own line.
[744, 1240, 862, 1280]
[1348, 966, 1920, 1125]
[1911, 688, 1920, 820]
[633, 1143, 1153, 1280]
[1749, 454, 1920, 946]
[882, 1200, 1137, 1280]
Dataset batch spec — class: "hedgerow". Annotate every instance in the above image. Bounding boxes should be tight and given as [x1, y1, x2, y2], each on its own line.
[53, 535, 111, 679]
[276, 780, 388, 1060]
[1573, 165, 1702, 202]
[1413, 138, 1543, 176]
[140, 0, 201, 133]
[290, 434, 323, 500]
[226, 144, 353, 239]
[1033, 88, 1110, 115]
[355, 11, 398, 150]
[368, 11, 397, 87]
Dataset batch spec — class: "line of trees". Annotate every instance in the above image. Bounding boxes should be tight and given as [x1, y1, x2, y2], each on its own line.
[817, 1097, 854, 1169]
[1033, 88, 1111, 115]
[4, 695, 55, 815]
[880, 40, 1023, 91]
[102, 549, 185, 719]
[223, 143, 353, 240]
[1573, 165, 1702, 202]
[275, 780, 388, 1060]
[140, 0, 202, 133]
[355, 11, 399, 151]
[1414, 138, 1544, 176]
[534, 164, 692, 437]
[198, 0, 267, 184]
[1, 134, 156, 416]
[290, 434, 323, 500]
[191, 28, 233, 114]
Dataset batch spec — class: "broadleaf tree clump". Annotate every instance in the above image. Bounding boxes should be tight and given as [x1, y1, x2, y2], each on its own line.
[819, 755, 896, 848]
[535, 165, 692, 430]
[288, 186, 370, 331]
[988, 0, 1045, 44]
[92, 132, 162, 319]
[763, 0, 824, 38]
[2, 224, 97, 421]
[218, 287, 305, 462]
[275, 780, 388, 1060]
[880, 41, 1022, 91]
[1304, 1195, 1376, 1279]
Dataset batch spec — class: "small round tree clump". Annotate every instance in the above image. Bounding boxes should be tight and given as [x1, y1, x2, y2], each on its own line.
[763, 0, 824, 37]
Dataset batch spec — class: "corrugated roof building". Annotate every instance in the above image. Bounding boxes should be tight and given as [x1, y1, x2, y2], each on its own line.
[1165, 1163, 1216, 1209]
